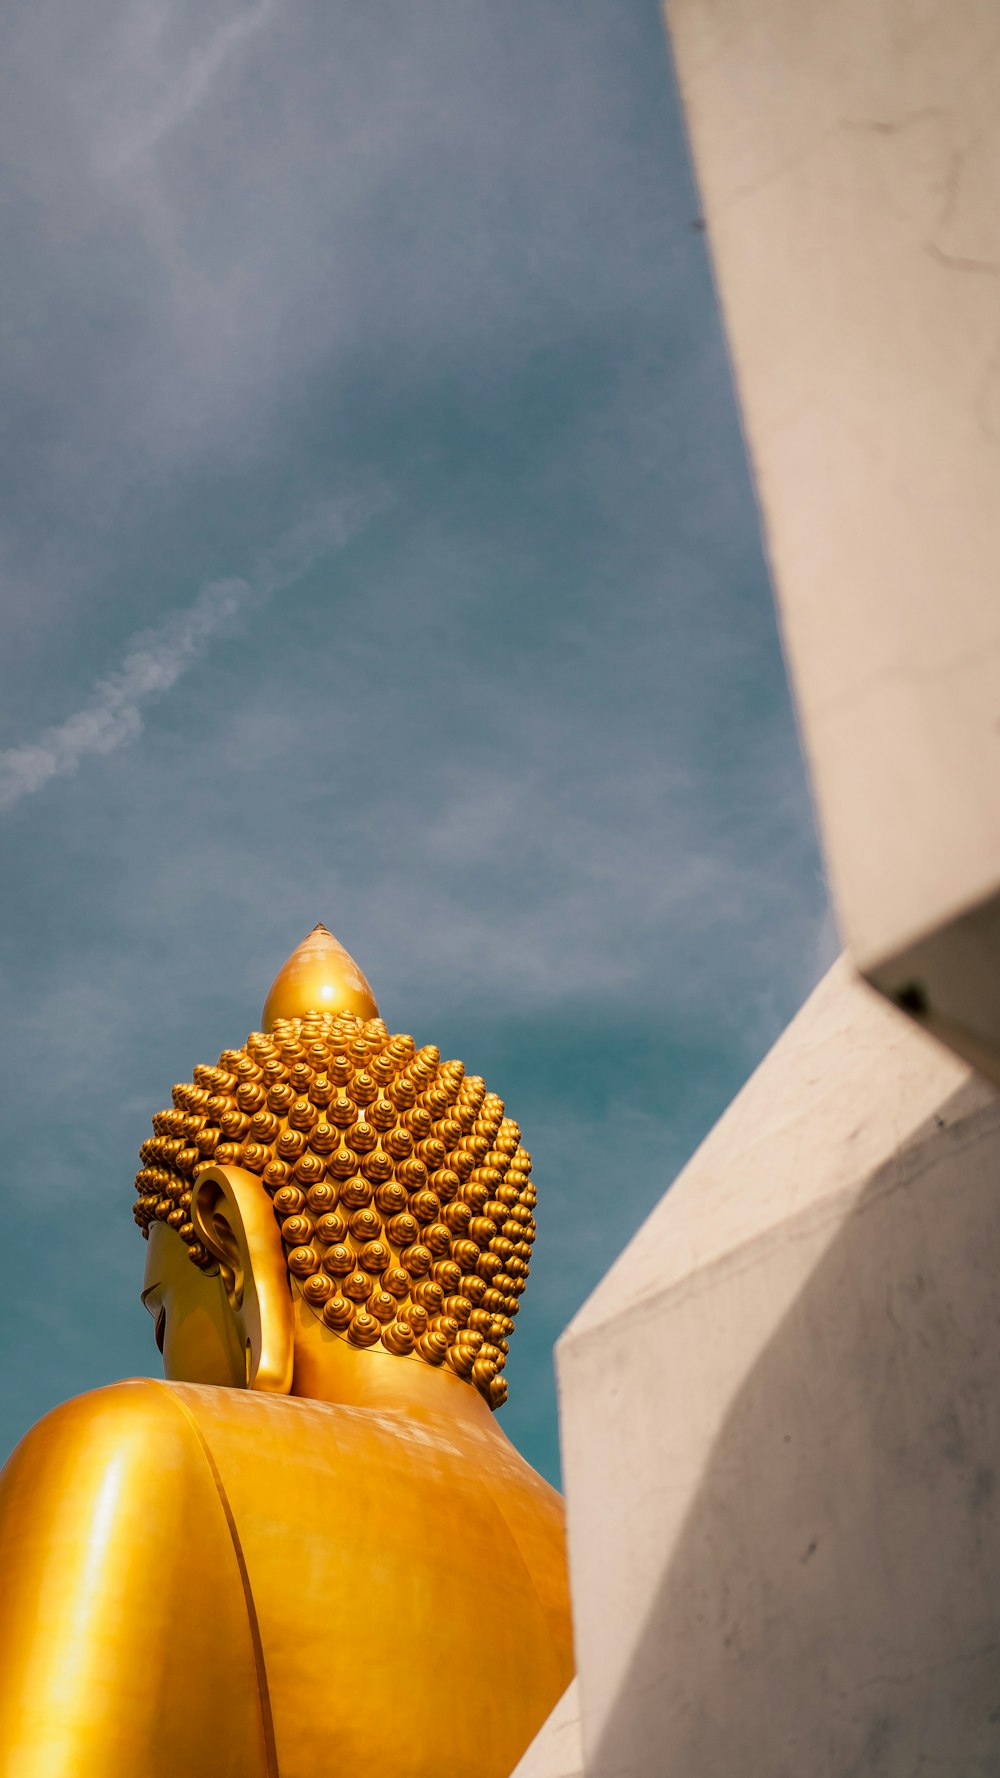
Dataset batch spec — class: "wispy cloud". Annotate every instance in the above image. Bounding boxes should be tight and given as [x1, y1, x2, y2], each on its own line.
[97, 0, 279, 175]
[0, 488, 385, 812]
[0, 576, 248, 811]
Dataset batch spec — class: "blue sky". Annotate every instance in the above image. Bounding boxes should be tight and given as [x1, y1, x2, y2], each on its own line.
[0, 0, 832, 1483]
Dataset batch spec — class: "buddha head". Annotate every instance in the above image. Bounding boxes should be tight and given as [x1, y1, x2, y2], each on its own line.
[135, 926, 536, 1409]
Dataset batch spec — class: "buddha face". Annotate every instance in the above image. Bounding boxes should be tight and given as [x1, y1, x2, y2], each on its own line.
[142, 1220, 247, 1388]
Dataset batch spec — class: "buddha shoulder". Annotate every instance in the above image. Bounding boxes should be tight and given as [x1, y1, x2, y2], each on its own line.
[0, 1378, 252, 1596]
[0, 1382, 271, 1778]
[2, 1378, 216, 1498]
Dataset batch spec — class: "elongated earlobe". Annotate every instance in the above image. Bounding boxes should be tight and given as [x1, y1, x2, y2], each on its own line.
[191, 1165, 294, 1395]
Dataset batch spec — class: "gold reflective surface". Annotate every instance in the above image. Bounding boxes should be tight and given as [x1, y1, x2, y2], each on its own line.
[261, 923, 379, 1028]
[0, 932, 573, 1776]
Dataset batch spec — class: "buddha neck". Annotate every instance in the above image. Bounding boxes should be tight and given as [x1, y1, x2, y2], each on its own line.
[288, 1297, 504, 1439]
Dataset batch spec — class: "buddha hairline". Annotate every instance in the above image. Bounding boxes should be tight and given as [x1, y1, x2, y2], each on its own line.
[133, 1009, 537, 1410]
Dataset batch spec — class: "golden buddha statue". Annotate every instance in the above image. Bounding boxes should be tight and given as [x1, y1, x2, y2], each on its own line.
[0, 926, 573, 1777]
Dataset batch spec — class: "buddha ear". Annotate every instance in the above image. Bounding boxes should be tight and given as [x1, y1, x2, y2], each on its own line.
[190, 1165, 294, 1395]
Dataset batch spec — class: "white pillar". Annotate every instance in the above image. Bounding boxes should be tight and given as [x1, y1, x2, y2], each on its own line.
[662, 0, 1000, 1080]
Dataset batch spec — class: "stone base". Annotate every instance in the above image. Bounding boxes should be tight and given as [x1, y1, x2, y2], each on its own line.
[558, 958, 1000, 1775]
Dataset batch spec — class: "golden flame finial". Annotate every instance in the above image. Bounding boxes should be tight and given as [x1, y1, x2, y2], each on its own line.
[261, 924, 379, 1029]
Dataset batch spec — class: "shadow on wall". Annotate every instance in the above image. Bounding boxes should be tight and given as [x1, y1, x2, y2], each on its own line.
[592, 1076, 1000, 1778]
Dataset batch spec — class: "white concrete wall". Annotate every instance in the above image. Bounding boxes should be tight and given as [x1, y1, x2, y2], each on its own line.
[509, 1683, 582, 1778]
[558, 958, 1000, 1775]
[662, 0, 1000, 1076]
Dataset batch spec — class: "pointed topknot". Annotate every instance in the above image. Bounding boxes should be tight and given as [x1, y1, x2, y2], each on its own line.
[260, 924, 379, 1029]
